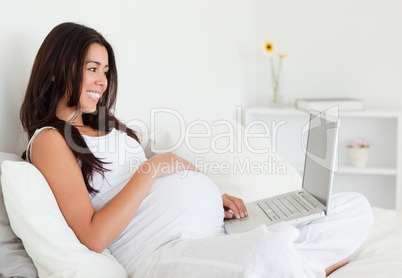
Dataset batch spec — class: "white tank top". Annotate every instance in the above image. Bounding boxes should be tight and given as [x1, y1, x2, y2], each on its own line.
[28, 127, 225, 267]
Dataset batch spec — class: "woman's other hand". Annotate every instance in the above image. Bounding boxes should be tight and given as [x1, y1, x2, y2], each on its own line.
[139, 152, 199, 180]
[222, 194, 248, 219]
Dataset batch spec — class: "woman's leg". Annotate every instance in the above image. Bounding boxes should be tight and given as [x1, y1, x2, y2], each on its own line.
[128, 224, 325, 278]
[126, 192, 372, 278]
[293, 192, 373, 270]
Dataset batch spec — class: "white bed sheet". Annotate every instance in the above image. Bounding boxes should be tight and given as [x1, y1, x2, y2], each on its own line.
[330, 207, 402, 278]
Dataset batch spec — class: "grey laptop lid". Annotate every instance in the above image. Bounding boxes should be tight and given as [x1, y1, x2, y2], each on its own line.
[223, 111, 340, 234]
[302, 111, 339, 214]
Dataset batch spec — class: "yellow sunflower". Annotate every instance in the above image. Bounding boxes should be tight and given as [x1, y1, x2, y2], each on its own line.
[264, 42, 273, 53]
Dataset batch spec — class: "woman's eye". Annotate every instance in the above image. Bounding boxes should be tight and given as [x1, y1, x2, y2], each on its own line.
[88, 68, 96, 72]
[103, 71, 109, 76]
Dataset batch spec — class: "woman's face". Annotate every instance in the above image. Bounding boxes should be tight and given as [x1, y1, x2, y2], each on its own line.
[79, 43, 109, 113]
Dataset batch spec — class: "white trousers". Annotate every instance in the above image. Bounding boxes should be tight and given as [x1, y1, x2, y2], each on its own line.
[128, 192, 373, 278]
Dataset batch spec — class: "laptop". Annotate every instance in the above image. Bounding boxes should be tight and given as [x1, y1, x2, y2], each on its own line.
[224, 111, 340, 234]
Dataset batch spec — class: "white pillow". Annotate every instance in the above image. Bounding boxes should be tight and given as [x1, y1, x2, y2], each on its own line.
[1, 161, 127, 278]
[147, 121, 302, 203]
[0, 152, 38, 277]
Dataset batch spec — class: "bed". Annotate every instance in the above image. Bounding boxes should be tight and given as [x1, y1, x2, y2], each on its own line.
[1, 122, 402, 278]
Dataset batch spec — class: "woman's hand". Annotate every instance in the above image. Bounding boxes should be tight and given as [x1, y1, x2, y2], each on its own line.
[222, 194, 248, 219]
[138, 152, 199, 180]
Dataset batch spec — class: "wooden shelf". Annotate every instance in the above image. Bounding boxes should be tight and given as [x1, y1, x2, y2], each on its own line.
[337, 166, 397, 176]
[246, 106, 401, 118]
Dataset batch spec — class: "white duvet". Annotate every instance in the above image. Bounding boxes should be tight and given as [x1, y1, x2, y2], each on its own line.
[329, 207, 402, 278]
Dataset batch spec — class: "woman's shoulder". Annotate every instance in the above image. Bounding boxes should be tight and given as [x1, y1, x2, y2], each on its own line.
[29, 127, 72, 164]
[33, 127, 64, 144]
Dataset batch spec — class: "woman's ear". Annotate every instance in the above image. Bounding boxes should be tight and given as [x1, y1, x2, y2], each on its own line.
[51, 76, 55, 82]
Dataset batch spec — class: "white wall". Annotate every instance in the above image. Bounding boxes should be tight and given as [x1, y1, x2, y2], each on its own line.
[1, 0, 401, 154]
[253, 0, 402, 108]
[0, 0, 256, 153]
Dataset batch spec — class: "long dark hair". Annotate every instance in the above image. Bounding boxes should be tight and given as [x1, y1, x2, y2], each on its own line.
[20, 22, 139, 194]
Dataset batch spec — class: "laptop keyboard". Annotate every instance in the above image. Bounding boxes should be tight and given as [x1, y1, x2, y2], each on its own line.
[256, 193, 315, 221]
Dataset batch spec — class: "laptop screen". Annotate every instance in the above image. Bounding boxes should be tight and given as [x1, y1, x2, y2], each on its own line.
[302, 112, 339, 208]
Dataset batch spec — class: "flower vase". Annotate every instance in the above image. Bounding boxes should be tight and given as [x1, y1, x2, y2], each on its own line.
[348, 147, 370, 168]
[269, 75, 283, 108]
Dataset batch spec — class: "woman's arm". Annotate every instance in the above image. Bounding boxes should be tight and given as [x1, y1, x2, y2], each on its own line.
[31, 129, 196, 253]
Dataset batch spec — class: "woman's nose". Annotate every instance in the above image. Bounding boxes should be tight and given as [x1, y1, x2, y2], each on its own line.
[96, 72, 107, 87]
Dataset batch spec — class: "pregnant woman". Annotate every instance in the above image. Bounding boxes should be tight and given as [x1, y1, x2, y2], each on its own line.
[20, 22, 372, 277]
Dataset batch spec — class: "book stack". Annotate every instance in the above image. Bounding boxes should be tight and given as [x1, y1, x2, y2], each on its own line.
[295, 98, 364, 112]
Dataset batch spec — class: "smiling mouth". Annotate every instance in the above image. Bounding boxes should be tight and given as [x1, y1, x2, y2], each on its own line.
[86, 91, 101, 101]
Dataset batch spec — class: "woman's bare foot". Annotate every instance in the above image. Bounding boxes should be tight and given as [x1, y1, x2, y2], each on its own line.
[325, 259, 349, 276]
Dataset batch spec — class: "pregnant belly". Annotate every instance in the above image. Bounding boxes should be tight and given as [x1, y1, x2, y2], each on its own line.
[110, 170, 225, 262]
[143, 170, 224, 233]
